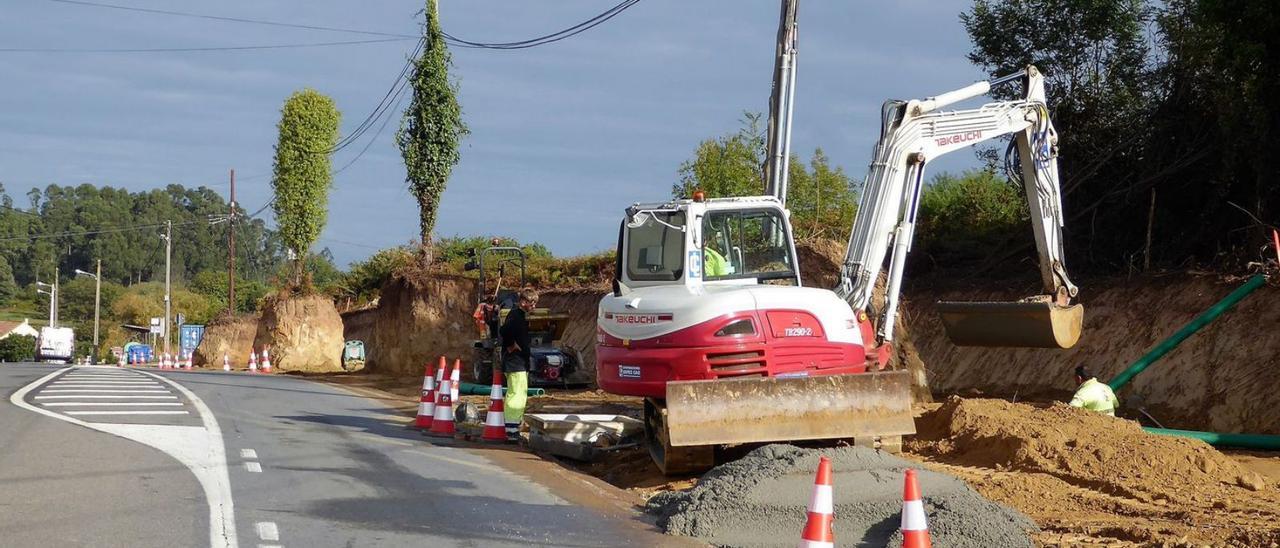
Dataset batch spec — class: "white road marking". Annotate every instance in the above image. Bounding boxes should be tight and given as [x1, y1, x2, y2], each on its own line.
[11, 368, 239, 548]
[258, 545, 283, 548]
[49, 384, 162, 388]
[42, 389, 170, 394]
[41, 402, 184, 407]
[254, 522, 279, 541]
[65, 410, 190, 416]
[240, 449, 257, 459]
[244, 462, 262, 473]
[35, 395, 178, 400]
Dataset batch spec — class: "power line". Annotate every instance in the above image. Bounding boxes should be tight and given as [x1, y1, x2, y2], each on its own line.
[0, 218, 206, 242]
[44, 0, 418, 38]
[0, 37, 414, 53]
[441, 0, 641, 50]
[334, 83, 409, 176]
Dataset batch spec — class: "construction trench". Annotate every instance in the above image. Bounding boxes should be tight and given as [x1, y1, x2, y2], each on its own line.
[302, 250, 1280, 548]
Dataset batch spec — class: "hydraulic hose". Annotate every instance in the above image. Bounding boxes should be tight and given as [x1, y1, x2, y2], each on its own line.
[1108, 274, 1266, 391]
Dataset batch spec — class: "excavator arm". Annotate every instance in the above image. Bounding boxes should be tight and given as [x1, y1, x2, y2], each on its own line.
[836, 66, 1083, 349]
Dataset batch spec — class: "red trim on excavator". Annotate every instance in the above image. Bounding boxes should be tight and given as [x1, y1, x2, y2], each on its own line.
[597, 310, 868, 398]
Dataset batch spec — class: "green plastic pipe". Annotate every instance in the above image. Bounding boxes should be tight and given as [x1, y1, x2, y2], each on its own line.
[457, 382, 545, 397]
[1144, 427, 1280, 451]
[1108, 274, 1267, 391]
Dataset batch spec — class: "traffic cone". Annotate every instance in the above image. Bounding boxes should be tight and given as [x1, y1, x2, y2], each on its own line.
[186, 354, 193, 370]
[223, 354, 231, 372]
[261, 347, 272, 373]
[428, 359, 456, 437]
[482, 367, 507, 442]
[799, 456, 835, 548]
[414, 358, 440, 429]
[161, 354, 169, 369]
[901, 469, 932, 548]
[450, 358, 461, 403]
[248, 351, 258, 373]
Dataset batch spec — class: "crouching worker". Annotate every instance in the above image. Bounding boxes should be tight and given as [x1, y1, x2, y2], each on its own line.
[500, 288, 538, 440]
[1069, 366, 1119, 416]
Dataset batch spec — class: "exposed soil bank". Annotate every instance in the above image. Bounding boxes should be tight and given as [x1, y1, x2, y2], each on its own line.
[906, 397, 1280, 546]
[342, 275, 477, 379]
[647, 444, 1034, 548]
[904, 274, 1280, 434]
[255, 294, 345, 372]
[193, 313, 258, 368]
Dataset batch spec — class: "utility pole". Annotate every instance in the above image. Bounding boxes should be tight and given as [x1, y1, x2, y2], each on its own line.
[162, 221, 172, 356]
[763, 0, 800, 206]
[75, 262, 101, 362]
[228, 169, 236, 316]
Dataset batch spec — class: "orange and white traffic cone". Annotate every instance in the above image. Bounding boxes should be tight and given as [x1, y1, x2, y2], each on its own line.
[482, 367, 507, 442]
[414, 358, 440, 429]
[248, 351, 258, 373]
[261, 347, 272, 373]
[186, 354, 194, 370]
[450, 358, 461, 403]
[901, 468, 932, 548]
[429, 359, 456, 437]
[223, 354, 231, 372]
[799, 456, 835, 548]
[162, 354, 170, 369]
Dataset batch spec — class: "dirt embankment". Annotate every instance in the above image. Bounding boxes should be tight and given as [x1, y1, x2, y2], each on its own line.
[906, 397, 1280, 546]
[256, 294, 345, 372]
[194, 313, 258, 367]
[343, 274, 478, 379]
[904, 274, 1280, 434]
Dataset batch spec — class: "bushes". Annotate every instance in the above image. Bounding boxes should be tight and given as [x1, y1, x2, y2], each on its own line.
[0, 335, 35, 362]
[915, 169, 1028, 267]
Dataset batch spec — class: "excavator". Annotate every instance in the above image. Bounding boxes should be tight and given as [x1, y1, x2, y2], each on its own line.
[596, 5, 1082, 474]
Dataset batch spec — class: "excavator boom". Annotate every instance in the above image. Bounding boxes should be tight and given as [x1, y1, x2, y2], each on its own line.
[837, 65, 1083, 349]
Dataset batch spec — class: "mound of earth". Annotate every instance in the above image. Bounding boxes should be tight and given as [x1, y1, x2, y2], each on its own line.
[646, 444, 1035, 548]
[909, 397, 1267, 502]
[908, 397, 1280, 546]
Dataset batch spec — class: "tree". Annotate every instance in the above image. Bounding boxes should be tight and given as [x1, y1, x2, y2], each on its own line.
[961, 0, 1159, 268]
[271, 89, 341, 286]
[672, 113, 860, 241]
[0, 335, 35, 362]
[397, 0, 468, 254]
[0, 256, 17, 306]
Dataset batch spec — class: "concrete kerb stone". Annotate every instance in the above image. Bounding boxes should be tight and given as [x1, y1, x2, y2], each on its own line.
[645, 444, 1036, 548]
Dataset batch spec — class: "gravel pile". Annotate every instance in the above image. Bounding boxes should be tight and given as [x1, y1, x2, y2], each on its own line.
[646, 444, 1035, 548]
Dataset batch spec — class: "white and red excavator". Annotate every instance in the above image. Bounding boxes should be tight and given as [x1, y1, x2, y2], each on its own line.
[595, 4, 1082, 474]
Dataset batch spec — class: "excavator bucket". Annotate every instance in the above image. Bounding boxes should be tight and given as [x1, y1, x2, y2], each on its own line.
[937, 300, 1084, 349]
[664, 371, 915, 447]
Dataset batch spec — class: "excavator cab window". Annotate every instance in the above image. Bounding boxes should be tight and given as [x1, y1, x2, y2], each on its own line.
[625, 211, 686, 281]
[702, 209, 796, 283]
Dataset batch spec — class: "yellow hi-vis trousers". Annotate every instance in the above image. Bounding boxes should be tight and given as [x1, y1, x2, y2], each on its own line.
[504, 371, 528, 430]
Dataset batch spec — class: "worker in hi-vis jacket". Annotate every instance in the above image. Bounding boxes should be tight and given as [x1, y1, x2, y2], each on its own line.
[500, 288, 538, 440]
[1069, 366, 1119, 416]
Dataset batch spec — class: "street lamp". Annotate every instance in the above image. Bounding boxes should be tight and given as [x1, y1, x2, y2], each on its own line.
[75, 261, 101, 363]
[159, 222, 171, 357]
[35, 280, 56, 328]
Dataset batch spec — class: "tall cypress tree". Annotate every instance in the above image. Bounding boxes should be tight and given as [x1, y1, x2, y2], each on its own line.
[397, 0, 468, 258]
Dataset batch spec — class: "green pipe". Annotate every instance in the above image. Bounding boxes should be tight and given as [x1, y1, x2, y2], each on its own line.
[457, 382, 545, 397]
[1144, 427, 1280, 451]
[1108, 274, 1266, 391]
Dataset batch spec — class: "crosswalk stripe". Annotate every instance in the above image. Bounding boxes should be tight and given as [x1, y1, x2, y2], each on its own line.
[35, 395, 178, 399]
[65, 410, 190, 416]
[41, 402, 184, 407]
[39, 386, 168, 391]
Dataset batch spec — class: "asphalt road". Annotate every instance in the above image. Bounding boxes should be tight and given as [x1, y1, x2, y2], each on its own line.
[0, 363, 687, 547]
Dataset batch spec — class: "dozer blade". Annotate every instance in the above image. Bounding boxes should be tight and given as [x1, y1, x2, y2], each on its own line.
[665, 371, 915, 447]
[937, 300, 1084, 349]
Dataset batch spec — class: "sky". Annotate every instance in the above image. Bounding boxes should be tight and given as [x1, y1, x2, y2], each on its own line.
[0, 0, 988, 267]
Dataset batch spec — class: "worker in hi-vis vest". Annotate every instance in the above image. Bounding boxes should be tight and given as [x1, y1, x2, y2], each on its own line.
[1069, 366, 1120, 416]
